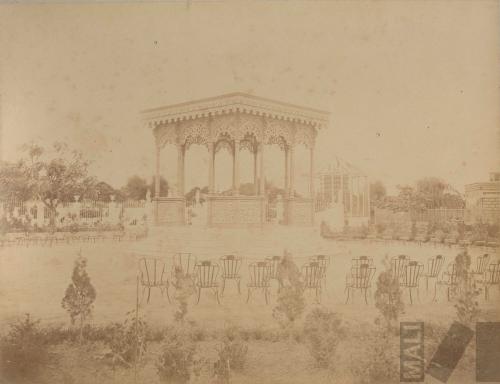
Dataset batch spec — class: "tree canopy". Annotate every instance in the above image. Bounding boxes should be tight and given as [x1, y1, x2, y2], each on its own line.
[0, 142, 96, 209]
[121, 175, 168, 200]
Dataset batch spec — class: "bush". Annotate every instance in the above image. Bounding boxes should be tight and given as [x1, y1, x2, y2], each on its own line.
[374, 256, 404, 332]
[213, 327, 248, 383]
[349, 326, 399, 384]
[0, 314, 50, 381]
[61, 251, 97, 342]
[171, 266, 196, 323]
[303, 308, 344, 368]
[104, 311, 148, 368]
[454, 249, 481, 326]
[156, 327, 198, 384]
[273, 251, 305, 329]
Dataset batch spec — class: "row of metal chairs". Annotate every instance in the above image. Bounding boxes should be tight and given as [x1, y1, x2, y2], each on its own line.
[138, 254, 331, 305]
[344, 253, 500, 305]
[138, 252, 500, 307]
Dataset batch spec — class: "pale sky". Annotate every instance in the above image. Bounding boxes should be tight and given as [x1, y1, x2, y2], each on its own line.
[1, 1, 499, 195]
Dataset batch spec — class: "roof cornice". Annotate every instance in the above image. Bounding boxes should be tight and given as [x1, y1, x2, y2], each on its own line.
[141, 92, 330, 129]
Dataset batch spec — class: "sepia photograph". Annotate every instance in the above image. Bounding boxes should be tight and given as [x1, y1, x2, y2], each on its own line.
[0, 1, 499, 383]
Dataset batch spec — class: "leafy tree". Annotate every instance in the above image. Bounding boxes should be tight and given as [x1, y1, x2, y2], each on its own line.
[61, 252, 97, 342]
[369, 180, 386, 203]
[95, 181, 122, 201]
[0, 161, 32, 201]
[1, 142, 96, 226]
[122, 175, 168, 200]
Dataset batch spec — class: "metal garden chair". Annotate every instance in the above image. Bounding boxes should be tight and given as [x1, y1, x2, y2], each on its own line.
[469, 254, 490, 287]
[302, 262, 322, 303]
[422, 255, 445, 292]
[220, 255, 242, 295]
[434, 262, 458, 302]
[138, 257, 169, 304]
[310, 254, 330, 288]
[266, 256, 283, 290]
[247, 261, 271, 304]
[482, 262, 500, 301]
[401, 261, 424, 304]
[194, 261, 220, 304]
[391, 255, 409, 284]
[345, 264, 376, 304]
[172, 252, 197, 280]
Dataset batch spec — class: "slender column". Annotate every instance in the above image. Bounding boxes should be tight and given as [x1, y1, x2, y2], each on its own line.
[155, 144, 161, 198]
[289, 147, 295, 198]
[284, 148, 289, 196]
[309, 146, 315, 199]
[253, 148, 258, 195]
[208, 142, 215, 193]
[233, 140, 240, 195]
[177, 144, 185, 197]
[259, 143, 265, 195]
[365, 176, 371, 219]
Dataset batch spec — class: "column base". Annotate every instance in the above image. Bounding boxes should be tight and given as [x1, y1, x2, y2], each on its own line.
[154, 197, 186, 226]
[207, 195, 265, 227]
[285, 198, 315, 226]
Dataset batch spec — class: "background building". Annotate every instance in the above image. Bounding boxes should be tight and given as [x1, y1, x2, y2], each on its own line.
[464, 172, 500, 224]
[316, 157, 370, 229]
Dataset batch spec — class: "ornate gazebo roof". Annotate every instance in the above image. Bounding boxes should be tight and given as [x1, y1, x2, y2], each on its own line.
[142, 93, 329, 150]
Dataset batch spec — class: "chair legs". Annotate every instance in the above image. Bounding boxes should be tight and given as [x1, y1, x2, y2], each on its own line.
[221, 278, 241, 296]
[246, 287, 269, 304]
[345, 287, 351, 304]
[196, 287, 220, 305]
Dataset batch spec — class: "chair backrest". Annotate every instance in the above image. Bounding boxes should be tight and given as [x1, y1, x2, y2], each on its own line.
[220, 255, 242, 279]
[139, 258, 166, 286]
[248, 261, 271, 287]
[302, 262, 322, 288]
[446, 263, 458, 284]
[266, 256, 281, 279]
[486, 262, 500, 284]
[352, 256, 373, 268]
[404, 261, 424, 287]
[350, 264, 376, 288]
[311, 254, 330, 267]
[475, 254, 490, 274]
[173, 253, 197, 276]
[427, 255, 444, 277]
[195, 261, 219, 287]
[391, 255, 408, 279]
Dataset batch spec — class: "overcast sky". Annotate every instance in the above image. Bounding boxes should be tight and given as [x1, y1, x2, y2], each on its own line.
[1, 1, 498, 194]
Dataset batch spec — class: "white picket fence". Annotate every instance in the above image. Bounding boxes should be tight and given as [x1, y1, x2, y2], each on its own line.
[0, 199, 152, 228]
